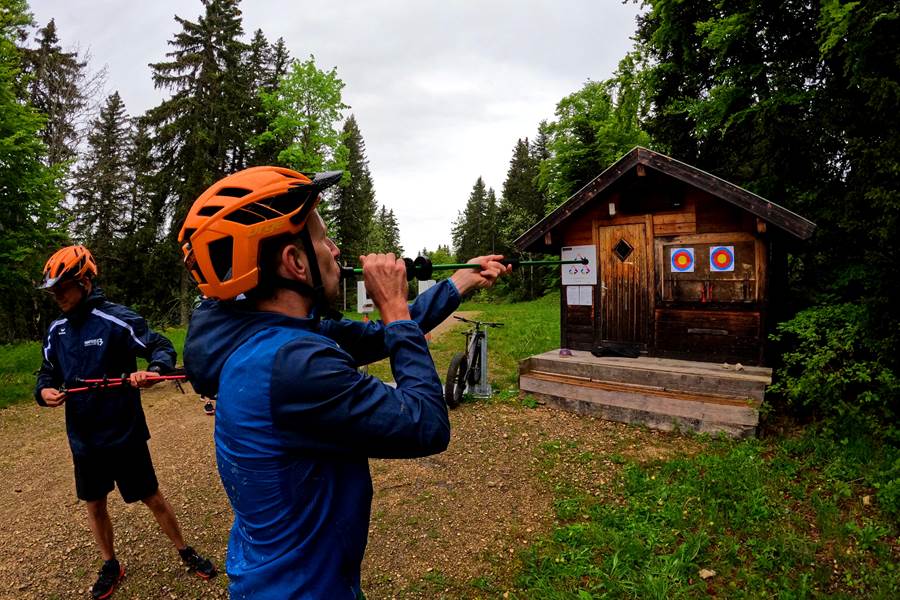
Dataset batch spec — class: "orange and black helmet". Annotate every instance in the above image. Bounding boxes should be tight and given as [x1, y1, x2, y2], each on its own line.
[178, 166, 342, 300]
[37, 245, 98, 290]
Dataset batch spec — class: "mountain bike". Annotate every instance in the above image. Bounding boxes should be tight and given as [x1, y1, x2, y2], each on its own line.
[444, 315, 503, 408]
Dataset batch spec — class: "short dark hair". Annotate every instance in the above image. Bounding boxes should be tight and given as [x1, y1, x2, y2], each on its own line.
[245, 232, 307, 302]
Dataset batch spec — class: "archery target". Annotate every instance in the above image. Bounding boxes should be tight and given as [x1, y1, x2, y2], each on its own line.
[670, 248, 694, 273]
[710, 246, 735, 271]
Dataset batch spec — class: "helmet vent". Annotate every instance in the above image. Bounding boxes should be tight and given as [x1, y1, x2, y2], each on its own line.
[223, 207, 266, 225]
[222, 190, 312, 225]
[197, 205, 224, 217]
[208, 236, 235, 282]
[261, 189, 313, 215]
[217, 187, 251, 198]
[243, 201, 285, 220]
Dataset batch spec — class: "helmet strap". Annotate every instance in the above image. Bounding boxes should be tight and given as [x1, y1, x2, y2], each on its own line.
[75, 277, 91, 302]
[298, 228, 339, 321]
[273, 276, 317, 300]
[273, 229, 338, 321]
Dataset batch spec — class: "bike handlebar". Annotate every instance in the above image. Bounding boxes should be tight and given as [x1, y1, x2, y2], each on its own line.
[453, 315, 503, 327]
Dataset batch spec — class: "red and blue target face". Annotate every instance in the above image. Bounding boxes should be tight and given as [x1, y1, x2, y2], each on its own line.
[670, 248, 694, 272]
[709, 246, 735, 271]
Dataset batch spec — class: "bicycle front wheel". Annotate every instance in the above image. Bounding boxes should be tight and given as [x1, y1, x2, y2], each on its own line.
[444, 352, 468, 408]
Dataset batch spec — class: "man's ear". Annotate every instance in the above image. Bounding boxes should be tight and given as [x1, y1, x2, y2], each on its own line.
[281, 244, 308, 283]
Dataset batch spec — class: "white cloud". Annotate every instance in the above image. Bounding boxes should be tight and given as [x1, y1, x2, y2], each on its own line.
[28, 0, 643, 257]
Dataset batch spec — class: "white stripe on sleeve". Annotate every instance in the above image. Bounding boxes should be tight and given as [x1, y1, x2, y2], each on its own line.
[91, 308, 147, 349]
[43, 317, 68, 365]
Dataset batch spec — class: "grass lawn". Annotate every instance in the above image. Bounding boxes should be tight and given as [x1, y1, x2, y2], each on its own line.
[0, 339, 43, 408]
[511, 433, 898, 599]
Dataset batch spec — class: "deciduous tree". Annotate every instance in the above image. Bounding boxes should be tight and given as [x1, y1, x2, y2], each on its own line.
[0, 0, 65, 341]
[255, 54, 349, 175]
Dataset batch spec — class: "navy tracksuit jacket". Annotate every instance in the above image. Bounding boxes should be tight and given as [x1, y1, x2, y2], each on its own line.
[35, 287, 176, 456]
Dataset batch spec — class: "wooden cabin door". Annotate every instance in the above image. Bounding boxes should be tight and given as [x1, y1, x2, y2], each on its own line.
[597, 223, 652, 347]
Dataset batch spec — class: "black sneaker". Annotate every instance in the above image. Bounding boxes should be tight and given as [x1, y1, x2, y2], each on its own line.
[179, 546, 217, 579]
[91, 559, 124, 599]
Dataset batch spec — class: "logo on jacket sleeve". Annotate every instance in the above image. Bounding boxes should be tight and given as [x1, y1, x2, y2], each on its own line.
[84, 338, 104, 347]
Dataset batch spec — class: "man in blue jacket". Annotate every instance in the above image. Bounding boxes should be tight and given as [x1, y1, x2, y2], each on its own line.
[179, 166, 510, 599]
[35, 245, 216, 599]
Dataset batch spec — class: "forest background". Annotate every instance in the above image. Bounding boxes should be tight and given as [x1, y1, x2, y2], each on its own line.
[1, 0, 897, 452]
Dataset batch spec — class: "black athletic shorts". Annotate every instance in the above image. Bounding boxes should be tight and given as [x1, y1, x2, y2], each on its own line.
[73, 441, 159, 503]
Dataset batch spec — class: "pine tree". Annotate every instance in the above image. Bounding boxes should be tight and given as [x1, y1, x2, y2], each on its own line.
[70, 91, 153, 305]
[382, 208, 403, 256]
[22, 19, 83, 167]
[371, 206, 403, 255]
[498, 138, 541, 249]
[494, 138, 550, 299]
[147, 0, 248, 220]
[126, 119, 162, 237]
[270, 37, 290, 86]
[247, 36, 292, 166]
[111, 118, 172, 321]
[452, 177, 488, 261]
[485, 187, 497, 254]
[146, 0, 250, 321]
[72, 92, 132, 254]
[21, 19, 100, 181]
[244, 29, 277, 166]
[331, 115, 377, 265]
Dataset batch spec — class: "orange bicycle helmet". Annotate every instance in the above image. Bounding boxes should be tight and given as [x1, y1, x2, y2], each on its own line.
[37, 245, 98, 289]
[179, 166, 342, 300]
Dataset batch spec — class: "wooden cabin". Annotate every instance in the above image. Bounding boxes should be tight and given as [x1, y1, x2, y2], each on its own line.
[514, 147, 815, 437]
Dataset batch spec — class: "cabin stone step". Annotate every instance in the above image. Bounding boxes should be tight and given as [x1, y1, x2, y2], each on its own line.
[519, 371, 760, 439]
[520, 350, 771, 401]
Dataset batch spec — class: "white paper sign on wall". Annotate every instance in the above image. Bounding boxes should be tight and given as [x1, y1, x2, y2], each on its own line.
[561, 245, 597, 286]
[357, 281, 375, 313]
[565, 285, 593, 306]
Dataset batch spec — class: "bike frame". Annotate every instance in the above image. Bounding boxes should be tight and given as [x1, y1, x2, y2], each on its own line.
[457, 317, 498, 398]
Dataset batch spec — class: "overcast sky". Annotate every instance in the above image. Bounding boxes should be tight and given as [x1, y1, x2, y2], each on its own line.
[29, 0, 643, 257]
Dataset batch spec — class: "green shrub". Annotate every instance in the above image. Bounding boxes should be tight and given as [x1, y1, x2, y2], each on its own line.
[771, 302, 899, 442]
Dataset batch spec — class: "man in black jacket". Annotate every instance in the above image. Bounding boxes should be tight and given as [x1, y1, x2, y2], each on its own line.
[35, 245, 216, 599]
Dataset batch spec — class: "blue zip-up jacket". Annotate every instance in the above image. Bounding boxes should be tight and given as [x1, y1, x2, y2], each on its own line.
[35, 287, 176, 456]
[184, 279, 461, 599]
